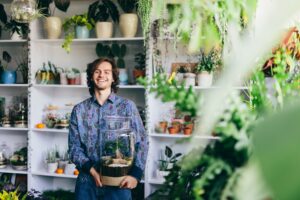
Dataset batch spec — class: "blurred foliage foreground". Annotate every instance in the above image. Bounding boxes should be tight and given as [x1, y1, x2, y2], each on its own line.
[140, 27, 300, 200]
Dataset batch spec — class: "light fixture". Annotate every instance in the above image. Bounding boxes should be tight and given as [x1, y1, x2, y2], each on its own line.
[10, 0, 39, 23]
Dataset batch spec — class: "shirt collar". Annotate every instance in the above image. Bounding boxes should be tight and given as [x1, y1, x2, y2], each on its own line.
[91, 92, 116, 105]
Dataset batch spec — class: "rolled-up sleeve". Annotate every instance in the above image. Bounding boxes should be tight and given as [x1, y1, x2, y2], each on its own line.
[128, 103, 149, 181]
[68, 106, 94, 173]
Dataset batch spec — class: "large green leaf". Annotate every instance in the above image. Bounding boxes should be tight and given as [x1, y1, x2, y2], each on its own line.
[54, 0, 70, 12]
[3, 51, 11, 63]
[0, 4, 7, 24]
[253, 101, 300, 200]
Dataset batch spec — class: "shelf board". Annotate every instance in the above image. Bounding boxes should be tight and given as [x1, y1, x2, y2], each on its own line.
[0, 84, 29, 87]
[0, 39, 27, 43]
[32, 84, 144, 89]
[31, 170, 78, 179]
[32, 37, 144, 43]
[31, 128, 68, 133]
[0, 166, 28, 174]
[193, 86, 249, 90]
[148, 178, 165, 185]
[149, 133, 220, 140]
[0, 127, 28, 131]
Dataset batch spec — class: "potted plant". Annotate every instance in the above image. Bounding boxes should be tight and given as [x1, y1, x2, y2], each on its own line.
[156, 146, 181, 179]
[133, 52, 146, 83]
[16, 57, 28, 83]
[111, 43, 128, 84]
[87, 0, 119, 38]
[35, 61, 59, 84]
[62, 13, 93, 53]
[10, 147, 27, 170]
[117, 0, 138, 37]
[38, 0, 70, 39]
[0, 51, 16, 84]
[46, 149, 58, 173]
[194, 49, 221, 87]
[0, 3, 29, 40]
[66, 68, 80, 85]
[158, 121, 168, 133]
[176, 65, 188, 84]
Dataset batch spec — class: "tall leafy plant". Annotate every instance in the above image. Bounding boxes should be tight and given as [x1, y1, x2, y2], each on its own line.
[117, 0, 137, 13]
[38, 0, 70, 17]
[87, 0, 119, 23]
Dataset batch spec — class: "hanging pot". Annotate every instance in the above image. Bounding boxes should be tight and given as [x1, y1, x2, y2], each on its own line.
[96, 22, 113, 38]
[119, 13, 138, 37]
[44, 16, 62, 39]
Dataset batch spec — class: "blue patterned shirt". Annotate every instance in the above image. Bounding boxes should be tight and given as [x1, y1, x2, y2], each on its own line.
[68, 93, 148, 180]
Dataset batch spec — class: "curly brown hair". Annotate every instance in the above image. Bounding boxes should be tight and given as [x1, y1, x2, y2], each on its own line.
[86, 57, 119, 96]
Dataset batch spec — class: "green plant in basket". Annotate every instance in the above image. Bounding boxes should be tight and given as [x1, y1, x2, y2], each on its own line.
[62, 13, 93, 53]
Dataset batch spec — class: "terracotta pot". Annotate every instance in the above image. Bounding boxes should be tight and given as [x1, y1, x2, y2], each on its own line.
[67, 78, 76, 85]
[183, 127, 192, 135]
[168, 127, 177, 134]
[171, 122, 182, 133]
[184, 123, 194, 131]
[133, 69, 145, 79]
[159, 121, 168, 133]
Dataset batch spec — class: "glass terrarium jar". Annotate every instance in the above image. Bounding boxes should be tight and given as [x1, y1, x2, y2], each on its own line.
[100, 117, 135, 186]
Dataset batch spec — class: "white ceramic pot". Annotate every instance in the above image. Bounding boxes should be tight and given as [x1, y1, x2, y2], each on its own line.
[80, 72, 87, 86]
[156, 169, 169, 179]
[11, 32, 22, 40]
[44, 17, 62, 39]
[58, 160, 68, 169]
[119, 13, 138, 37]
[119, 68, 128, 85]
[184, 73, 196, 87]
[64, 163, 76, 175]
[96, 22, 113, 38]
[197, 71, 213, 87]
[47, 162, 58, 173]
[60, 73, 67, 85]
[176, 73, 184, 84]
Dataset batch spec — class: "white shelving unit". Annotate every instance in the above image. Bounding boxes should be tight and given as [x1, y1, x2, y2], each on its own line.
[0, 166, 28, 175]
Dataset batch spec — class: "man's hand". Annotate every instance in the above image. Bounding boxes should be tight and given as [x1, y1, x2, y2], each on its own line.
[90, 167, 102, 187]
[120, 176, 138, 189]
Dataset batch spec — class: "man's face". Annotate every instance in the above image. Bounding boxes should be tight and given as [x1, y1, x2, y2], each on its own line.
[92, 61, 114, 91]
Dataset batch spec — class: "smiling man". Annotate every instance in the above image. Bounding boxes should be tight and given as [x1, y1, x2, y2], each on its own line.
[68, 58, 148, 200]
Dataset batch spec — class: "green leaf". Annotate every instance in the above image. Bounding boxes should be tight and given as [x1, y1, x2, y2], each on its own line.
[165, 146, 173, 158]
[54, 0, 70, 12]
[253, 102, 300, 200]
[3, 51, 11, 63]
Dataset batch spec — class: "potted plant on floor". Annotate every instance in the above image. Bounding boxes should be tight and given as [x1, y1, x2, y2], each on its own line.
[38, 0, 70, 39]
[87, 0, 119, 38]
[0, 51, 16, 84]
[133, 52, 146, 83]
[156, 146, 181, 180]
[62, 13, 93, 53]
[194, 49, 221, 87]
[117, 0, 138, 37]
